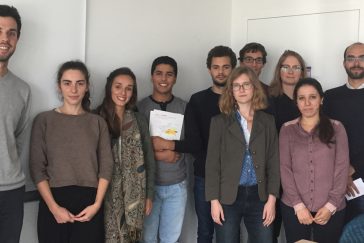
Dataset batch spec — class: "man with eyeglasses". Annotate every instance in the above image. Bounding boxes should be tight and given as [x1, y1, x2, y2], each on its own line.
[323, 42, 364, 223]
[238, 42, 269, 95]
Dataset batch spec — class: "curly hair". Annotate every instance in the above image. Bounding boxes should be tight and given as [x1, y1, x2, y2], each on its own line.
[219, 66, 267, 115]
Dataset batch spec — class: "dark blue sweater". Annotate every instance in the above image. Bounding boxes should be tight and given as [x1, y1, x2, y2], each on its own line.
[323, 84, 364, 180]
[175, 88, 220, 177]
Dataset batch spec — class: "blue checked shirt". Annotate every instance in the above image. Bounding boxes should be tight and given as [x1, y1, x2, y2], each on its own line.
[236, 111, 257, 186]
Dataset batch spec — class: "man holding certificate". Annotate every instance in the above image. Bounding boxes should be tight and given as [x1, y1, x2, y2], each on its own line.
[137, 56, 188, 243]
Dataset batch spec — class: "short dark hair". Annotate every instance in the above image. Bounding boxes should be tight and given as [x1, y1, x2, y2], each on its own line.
[57, 60, 91, 111]
[0, 5, 21, 37]
[239, 42, 267, 64]
[206, 45, 237, 69]
[151, 56, 178, 77]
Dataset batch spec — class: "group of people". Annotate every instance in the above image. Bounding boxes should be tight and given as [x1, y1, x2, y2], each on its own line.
[1, 4, 364, 243]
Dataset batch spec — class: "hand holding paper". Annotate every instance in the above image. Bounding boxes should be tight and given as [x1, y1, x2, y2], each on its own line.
[149, 110, 184, 140]
[345, 178, 364, 200]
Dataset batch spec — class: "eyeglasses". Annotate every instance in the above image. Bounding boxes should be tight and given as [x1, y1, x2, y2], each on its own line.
[232, 82, 253, 91]
[345, 56, 364, 63]
[280, 65, 302, 73]
[241, 56, 264, 65]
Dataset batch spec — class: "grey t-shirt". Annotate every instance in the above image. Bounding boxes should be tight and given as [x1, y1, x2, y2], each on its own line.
[137, 96, 187, 186]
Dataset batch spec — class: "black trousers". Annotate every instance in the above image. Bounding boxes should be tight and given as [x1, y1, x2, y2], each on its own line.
[281, 201, 345, 243]
[0, 186, 24, 243]
[38, 186, 104, 243]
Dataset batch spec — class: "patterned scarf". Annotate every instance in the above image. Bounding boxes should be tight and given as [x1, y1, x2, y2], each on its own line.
[104, 110, 146, 243]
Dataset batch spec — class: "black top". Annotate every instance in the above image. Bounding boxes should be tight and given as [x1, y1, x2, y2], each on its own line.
[323, 85, 364, 180]
[260, 81, 269, 98]
[175, 88, 220, 177]
[266, 93, 300, 132]
[148, 95, 174, 111]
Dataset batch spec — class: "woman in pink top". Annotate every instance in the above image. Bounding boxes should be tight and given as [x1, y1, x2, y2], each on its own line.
[279, 78, 349, 243]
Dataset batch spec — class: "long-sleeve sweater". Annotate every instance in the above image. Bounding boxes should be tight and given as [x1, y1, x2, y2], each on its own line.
[323, 85, 364, 180]
[0, 70, 31, 191]
[174, 88, 220, 177]
[29, 110, 113, 188]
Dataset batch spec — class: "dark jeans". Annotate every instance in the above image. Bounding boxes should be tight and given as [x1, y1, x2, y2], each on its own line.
[194, 176, 214, 243]
[345, 195, 364, 223]
[38, 186, 104, 243]
[281, 201, 345, 243]
[216, 185, 272, 243]
[0, 186, 24, 243]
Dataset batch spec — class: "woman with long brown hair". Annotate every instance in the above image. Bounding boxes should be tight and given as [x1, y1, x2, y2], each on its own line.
[268, 50, 307, 131]
[280, 78, 349, 243]
[96, 67, 155, 243]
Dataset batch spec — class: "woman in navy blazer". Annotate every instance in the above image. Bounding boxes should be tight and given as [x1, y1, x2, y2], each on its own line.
[205, 66, 280, 243]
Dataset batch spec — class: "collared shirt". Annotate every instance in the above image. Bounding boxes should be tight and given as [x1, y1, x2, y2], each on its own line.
[279, 118, 349, 212]
[236, 111, 257, 186]
[346, 82, 364, 89]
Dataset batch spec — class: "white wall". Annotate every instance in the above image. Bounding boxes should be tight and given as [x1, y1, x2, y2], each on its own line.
[86, 0, 232, 104]
[231, 0, 364, 89]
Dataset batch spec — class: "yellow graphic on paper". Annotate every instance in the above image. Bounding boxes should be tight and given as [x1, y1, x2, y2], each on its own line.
[164, 128, 178, 136]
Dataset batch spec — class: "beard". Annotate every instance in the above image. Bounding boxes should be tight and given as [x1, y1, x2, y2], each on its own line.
[212, 78, 226, 87]
[345, 66, 364, 79]
[0, 50, 14, 63]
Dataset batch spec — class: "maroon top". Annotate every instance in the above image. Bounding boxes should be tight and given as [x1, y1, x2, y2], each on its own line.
[280, 118, 349, 212]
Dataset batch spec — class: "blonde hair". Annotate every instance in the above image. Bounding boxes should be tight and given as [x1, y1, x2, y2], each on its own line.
[269, 50, 306, 97]
[219, 66, 267, 115]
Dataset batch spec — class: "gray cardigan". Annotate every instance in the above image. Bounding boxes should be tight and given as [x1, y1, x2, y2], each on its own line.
[205, 110, 280, 204]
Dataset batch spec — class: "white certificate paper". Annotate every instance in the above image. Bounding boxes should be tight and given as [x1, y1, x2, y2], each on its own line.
[345, 178, 364, 201]
[149, 110, 184, 140]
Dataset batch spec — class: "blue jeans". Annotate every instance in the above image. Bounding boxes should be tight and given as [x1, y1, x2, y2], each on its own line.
[215, 185, 272, 243]
[194, 176, 214, 243]
[143, 180, 187, 243]
[0, 186, 24, 243]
